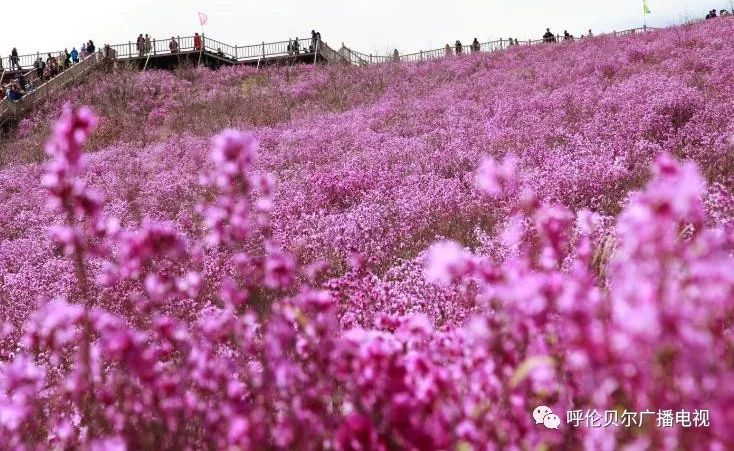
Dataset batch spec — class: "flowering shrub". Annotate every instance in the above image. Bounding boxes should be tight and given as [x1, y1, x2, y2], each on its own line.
[0, 18, 734, 450]
[0, 100, 732, 449]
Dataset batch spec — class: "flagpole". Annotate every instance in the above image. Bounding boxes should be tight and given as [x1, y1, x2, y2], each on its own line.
[197, 12, 206, 67]
[198, 29, 204, 67]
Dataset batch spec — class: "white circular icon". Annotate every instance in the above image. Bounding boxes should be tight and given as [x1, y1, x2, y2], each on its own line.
[533, 405, 561, 429]
[533, 405, 552, 424]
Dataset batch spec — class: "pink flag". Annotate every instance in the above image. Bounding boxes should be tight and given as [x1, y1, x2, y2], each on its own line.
[198, 12, 208, 26]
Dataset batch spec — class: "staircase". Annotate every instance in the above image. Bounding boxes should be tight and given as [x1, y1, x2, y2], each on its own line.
[316, 40, 351, 65]
[334, 26, 656, 66]
[0, 26, 657, 128]
[1, 51, 105, 125]
[1, 35, 348, 126]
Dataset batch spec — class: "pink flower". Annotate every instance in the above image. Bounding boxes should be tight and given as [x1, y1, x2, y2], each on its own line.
[335, 413, 383, 451]
[424, 241, 474, 286]
[264, 249, 295, 290]
[89, 436, 127, 451]
[475, 154, 518, 198]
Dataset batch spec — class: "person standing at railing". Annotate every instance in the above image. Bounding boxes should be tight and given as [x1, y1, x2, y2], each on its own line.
[56, 52, 65, 72]
[8, 81, 23, 101]
[34, 56, 45, 79]
[455, 40, 463, 55]
[71, 48, 79, 64]
[445, 44, 452, 56]
[144, 34, 152, 54]
[287, 39, 294, 56]
[58, 52, 66, 71]
[543, 28, 556, 43]
[294, 38, 301, 54]
[10, 48, 21, 70]
[169, 37, 180, 53]
[46, 53, 58, 78]
[194, 33, 203, 51]
[563, 31, 574, 41]
[17, 73, 29, 92]
[471, 38, 480, 52]
[392, 49, 399, 62]
[87, 40, 96, 54]
[136, 34, 145, 56]
[64, 50, 72, 69]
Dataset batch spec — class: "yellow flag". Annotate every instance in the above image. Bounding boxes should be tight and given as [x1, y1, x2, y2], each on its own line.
[643, 0, 651, 15]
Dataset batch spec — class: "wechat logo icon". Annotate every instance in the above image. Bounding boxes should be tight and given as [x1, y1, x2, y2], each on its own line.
[533, 405, 561, 429]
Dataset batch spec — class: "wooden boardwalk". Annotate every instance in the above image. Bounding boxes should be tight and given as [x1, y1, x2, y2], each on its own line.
[1, 26, 655, 130]
[0, 35, 348, 130]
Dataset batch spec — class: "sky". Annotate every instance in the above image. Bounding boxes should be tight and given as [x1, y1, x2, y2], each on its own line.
[0, 0, 729, 58]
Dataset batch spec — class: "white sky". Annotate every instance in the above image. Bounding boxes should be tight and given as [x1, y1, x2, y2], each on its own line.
[0, 0, 729, 57]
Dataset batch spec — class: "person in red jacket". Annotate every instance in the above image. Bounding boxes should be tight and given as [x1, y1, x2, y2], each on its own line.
[194, 33, 203, 51]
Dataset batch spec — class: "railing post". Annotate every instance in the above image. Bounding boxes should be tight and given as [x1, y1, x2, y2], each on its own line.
[128, 41, 132, 58]
[261, 42, 265, 59]
[420, 50, 423, 61]
[370, 54, 373, 64]
[235, 45, 239, 60]
[198, 33, 205, 66]
[313, 35, 320, 64]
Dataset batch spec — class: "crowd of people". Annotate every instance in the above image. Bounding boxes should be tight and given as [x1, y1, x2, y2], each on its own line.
[1, 40, 96, 103]
[432, 12, 734, 61]
[706, 9, 731, 19]
[430, 9, 731, 59]
[287, 30, 322, 56]
[136, 34, 153, 56]
[166, 33, 197, 54]
[4, 7, 731, 104]
[542, 28, 593, 43]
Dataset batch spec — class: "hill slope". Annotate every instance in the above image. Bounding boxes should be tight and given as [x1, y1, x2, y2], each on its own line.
[3, 20, 734, 318]
[1, 19, 734, 449]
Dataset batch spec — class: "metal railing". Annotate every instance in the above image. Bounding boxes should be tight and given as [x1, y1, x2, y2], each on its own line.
[1, 51, 103, 118]
[102, 35, 317, 63]
[316, 41, 349, 64]
[339, 27, 656, 66]
[0, 25, 660, 120]
[2, 51, 63, 73]
[1, 33, 332, 121]
[3, 34, 325, 74]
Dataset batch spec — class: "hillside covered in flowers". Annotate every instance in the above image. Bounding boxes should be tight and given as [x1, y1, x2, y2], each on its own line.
[1, 18, 733, 450]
